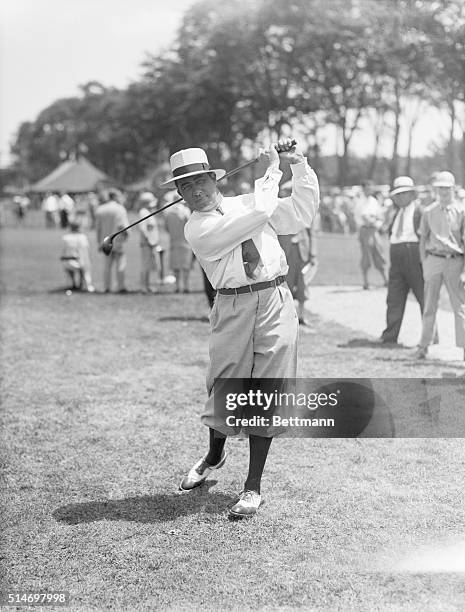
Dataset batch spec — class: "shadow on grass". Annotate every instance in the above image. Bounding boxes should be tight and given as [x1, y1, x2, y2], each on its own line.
[53, 483, 235, 525]
[158, 316, 209, 323]
[47, 287, 199, 295]
[47, 287, 141, 295]
[324, 286, 385, 293]
[338, 338, 407, 349]
[373, 355, 465, 373]
[47, 286, 88, 294]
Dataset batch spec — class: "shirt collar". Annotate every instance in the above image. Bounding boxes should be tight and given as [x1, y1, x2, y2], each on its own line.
[436, 199, 456, 211]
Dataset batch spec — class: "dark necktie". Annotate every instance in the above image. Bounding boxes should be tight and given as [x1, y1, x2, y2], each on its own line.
[216, 205, 262, 280]
[241, 239, 262, 279]
[395, 208, 405, 239]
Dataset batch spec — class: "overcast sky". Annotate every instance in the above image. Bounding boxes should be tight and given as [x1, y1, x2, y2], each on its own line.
[0, 0, 195, 166]
[0, 0, 458, 168]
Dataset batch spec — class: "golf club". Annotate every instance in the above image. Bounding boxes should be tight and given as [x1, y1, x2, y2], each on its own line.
[101, 139, 297, 255]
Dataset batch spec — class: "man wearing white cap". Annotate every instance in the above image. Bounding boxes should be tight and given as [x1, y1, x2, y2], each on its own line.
[164, 139, 319, 517]
[415, 171, 465, 359]
[380, 176, 424, 344]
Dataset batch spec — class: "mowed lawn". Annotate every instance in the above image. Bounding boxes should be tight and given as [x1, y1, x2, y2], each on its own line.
[1, 218, 465, 611]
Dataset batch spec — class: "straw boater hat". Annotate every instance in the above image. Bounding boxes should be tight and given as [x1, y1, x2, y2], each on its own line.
[390, 176, 416, 196]
[432, 171, 455, 187]
[162, 148, 226, 185]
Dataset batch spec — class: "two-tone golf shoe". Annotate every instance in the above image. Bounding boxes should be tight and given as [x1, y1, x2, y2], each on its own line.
[179, 452, 227, 491]
[229, 490, 262, 518]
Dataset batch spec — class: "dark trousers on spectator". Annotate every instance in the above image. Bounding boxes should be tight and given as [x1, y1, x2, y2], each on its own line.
[359, 226, 386, 279]
[381, 242, 423, 343]
[60, 210, 69, 229]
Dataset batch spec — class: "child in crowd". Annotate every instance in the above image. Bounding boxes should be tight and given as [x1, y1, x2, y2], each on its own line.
[60, 220, 94, 291]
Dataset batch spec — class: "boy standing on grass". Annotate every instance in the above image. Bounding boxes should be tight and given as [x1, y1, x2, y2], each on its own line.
[163, 139, 319, 518]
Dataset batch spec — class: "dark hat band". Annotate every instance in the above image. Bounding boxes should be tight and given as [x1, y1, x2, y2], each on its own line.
[173, 162, 210, 177]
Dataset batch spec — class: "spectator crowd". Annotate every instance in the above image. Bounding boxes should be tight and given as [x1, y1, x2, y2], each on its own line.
[3, 165, 465, 359]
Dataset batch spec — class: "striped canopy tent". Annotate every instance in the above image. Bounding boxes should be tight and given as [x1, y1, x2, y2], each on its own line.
[30, 156, 113, 193]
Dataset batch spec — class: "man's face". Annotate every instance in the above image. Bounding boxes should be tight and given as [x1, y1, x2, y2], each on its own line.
[393, 191, 415, 208]
[176, 173, 219, 212]
[435, 186, 454, 207]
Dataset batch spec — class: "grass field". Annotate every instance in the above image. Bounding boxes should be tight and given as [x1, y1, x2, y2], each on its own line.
[0, 209, 383, 290]
[1, 218, 465, 611]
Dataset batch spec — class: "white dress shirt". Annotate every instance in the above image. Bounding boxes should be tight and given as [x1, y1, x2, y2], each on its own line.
[184, 160, 319, 289]
[390, 201, 418, 244]
[354, 194, 383, 228]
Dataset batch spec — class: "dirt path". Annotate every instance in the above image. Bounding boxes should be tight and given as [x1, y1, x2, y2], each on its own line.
[309, 285, 462, 363]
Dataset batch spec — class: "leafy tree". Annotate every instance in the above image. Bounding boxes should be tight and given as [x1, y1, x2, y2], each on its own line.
[426, 0, 465, 182]
[9, 0, 465, 188]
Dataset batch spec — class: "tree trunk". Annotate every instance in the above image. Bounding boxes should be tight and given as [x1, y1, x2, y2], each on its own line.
[367, 109, 387, 180]
[368, 129, 381, 180]
[389, 81, 401, 183]
[404, 118, 417, 176]
[335, 118, 346, 187]
[312, 141, 321, 178]
[447, 100, 456, 174]
[461, 127, 465, 187]
[337, 135, 350, 187]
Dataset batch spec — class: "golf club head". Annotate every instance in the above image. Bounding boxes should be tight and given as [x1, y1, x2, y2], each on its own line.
[101, 236, 113, 256]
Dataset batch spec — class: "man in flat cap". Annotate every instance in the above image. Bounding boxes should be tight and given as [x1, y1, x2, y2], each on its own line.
[164, 139, 319, 517]
[415, 171, 465, 360]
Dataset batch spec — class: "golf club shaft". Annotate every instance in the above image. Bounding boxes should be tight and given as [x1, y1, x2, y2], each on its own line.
[111, 196, 184, 237]
[106, 159, 258, 242]
[106, 139, 296, 242]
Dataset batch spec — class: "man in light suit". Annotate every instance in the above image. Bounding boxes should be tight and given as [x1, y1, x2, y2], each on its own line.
[415, 171, 465, 359]
[95, 189, 129, 293]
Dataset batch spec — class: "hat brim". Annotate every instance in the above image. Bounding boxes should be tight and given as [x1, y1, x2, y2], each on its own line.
[432, 182, 454, 188]
[162, 168, 226, 186]
[390, 186, 415, 196]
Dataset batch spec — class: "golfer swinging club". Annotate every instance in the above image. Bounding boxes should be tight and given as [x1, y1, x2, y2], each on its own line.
[163, 138, 320, 517]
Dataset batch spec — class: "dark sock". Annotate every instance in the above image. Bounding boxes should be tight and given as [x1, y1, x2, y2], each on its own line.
[204, 428, 226, 466]
[244, 435, 273, 494]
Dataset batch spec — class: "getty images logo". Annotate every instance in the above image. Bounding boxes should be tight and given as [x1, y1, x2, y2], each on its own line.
[225, 389, 340, 412]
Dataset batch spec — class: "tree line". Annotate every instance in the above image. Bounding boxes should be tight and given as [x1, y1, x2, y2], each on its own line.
[7, 0, 465, 188]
